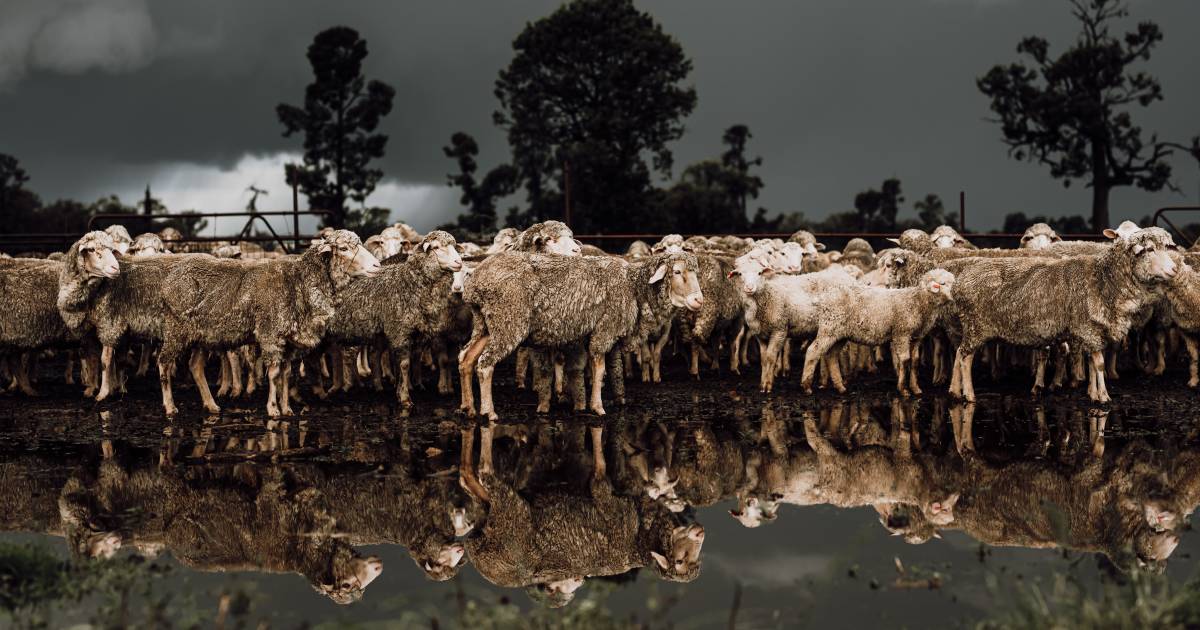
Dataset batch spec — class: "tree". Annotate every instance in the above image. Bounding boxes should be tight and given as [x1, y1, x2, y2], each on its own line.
[659, 160, 749, 234]
[493, 0, 697, 232]
[0, 153, 31, 222]
[439, 132, 519, 239]
[277, 27, 396, 232]
[913, 194, 957, 231]
[854, 178, 904, 232]
[1001, 211, 1090, 235]
[977, 0, 1178, 230]
[720, 125, 764, 217]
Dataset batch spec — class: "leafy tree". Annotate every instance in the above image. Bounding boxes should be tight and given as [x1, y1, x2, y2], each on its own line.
[493, 0, 697, 232]
[659, 160, 749, 234]
[277, 26, 396, 232]
[977, 0, 1178, 230]
[0, 153, 31, 222]
[854, 178, 904, 231]
[438, 132, 519, 240]
[720, 124, 764, 217]
[913, 194, 957, 231]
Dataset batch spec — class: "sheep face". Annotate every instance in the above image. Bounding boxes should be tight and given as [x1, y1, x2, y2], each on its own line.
[1103, 220, 1142, 241]
[651, 524, 704, 581]
[931, 225, 964, 249]
[82, 531, 123, 559]
[319, 230, 382, 277]
[129, 233, 165, 258]
[651, 256, 704, 311]
[104, 225, 133, 254]
[315, 554, 383, 604]
[653, 234, 685, 254]
[729, 251, 775, 295]
[874, 503, 937, 544]
[779, 243, 807, 273]
[420, 231, 464, 271]
[1020, 223, 1061, 250]
[1136, 530, 1180, 570]
[922, 492, 959, 527]
[1122, 228, 1178, 284]
[76, 231, 121, 278]
[450, 265, 474, 294]
[921, 269, 956, 301]
[415, 542, 466, 581]
[728, 495, 778, 528]
[378, 226, 407, 258]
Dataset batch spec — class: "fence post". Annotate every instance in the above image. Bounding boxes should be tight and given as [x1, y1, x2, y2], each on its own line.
[292, 182, 300, 254]
[959, 191, 965, 232]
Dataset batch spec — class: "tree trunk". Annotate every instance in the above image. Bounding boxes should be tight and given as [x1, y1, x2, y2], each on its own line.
[1091, 141, 1110, 231]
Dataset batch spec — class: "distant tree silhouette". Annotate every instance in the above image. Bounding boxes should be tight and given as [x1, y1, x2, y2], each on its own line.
[1001, 211, 1091, 235]
[494, 0, 697, 232]
[721, 125, 764, 217]
[854, 178, 904, 232]
[913, 194, 957, 231]
[438, 132, 519, 240]
[277, 26, 396, 233]
[0, 153, 31, 223]
[978, 0, 1178, 230]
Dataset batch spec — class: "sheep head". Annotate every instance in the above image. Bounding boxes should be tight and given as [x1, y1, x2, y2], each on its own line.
[104, 224, 133, 254]
[931, 225, 966, 248]
[650, 252, 704, 311]
[1120, 227, 1178, 284]
[378, 226, 408, 258]
[650, 523, 704, 582]
[129, 233, 166, 258]
[728, 249, 776, 294]
[418, 230, 463, 271]
[314, 552, 384, 605]
[519, 220, 580, 256]
[1020, 222, 1061, 250]
[315, 229, 381, 279]
[73, 231, 121, 279]
[414, 541, 466, 581]
[652, 233, 685, 254]
[922, 268, 956, 301]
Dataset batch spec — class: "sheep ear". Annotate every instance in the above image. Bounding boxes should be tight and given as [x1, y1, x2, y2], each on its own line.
[1132, 244, 1145, 255]
[649, 264, 668, 284]
[1102, 228, 1119, 240]
[815, 243, 826, 251]
[727, 270, 740, 279]
[729, 509, 742, 517]
[650, 551, 669, 571]
[1051, 234, 1062, 242]
[886, 238, 901, 245]
[829, 252, 843, 262]
[317, 242, 332, 254]
[422, 240, 433, 252]
[233, 252, 243, 259]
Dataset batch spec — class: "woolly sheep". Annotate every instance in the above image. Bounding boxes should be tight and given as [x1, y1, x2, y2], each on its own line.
[129, 233, 167, 258]
[104, 225, 133, 254]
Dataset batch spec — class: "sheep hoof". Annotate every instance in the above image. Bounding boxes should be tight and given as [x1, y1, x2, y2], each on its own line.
[204, 404, 221, 415]
[1187, 379, 1198, 389]
[164, 405, 179, 417]
[1030, 386, 1043, 398]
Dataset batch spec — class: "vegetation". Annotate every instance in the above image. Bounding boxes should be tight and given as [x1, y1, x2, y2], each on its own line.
[277, 26, 396, 233]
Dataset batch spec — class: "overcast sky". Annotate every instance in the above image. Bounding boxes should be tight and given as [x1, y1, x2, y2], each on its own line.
[1, 0, 1198, 235]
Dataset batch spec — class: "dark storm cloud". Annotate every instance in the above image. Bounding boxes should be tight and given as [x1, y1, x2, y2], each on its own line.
[1, 0, 1197, 231]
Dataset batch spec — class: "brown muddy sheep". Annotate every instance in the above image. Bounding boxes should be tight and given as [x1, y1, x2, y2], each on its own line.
[324, 231, 463, 406]
[156, 229, 381, 416]
[460, 250, 703, 419]
[950, 228, 1179, 402]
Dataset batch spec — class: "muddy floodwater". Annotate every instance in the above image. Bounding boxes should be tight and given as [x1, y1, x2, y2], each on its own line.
[1, 359, 1198, 628]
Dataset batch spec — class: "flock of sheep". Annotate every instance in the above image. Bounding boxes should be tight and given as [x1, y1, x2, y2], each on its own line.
[0, 216, 1197, 418]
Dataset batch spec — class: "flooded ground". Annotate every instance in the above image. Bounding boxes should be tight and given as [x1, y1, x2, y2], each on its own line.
[1, 357, 1198, 628]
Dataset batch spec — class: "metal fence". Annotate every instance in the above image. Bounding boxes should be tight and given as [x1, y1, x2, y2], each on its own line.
[1152, 206, 1200, 246]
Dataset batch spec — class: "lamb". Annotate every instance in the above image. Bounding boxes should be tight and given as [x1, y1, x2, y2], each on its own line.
[800, 269, 956, 396]
[459, 250, 703, 419]
[678, 254, 744, 377]
[729, 252, 861, 392]
[129, 233, 168, 257]
[155, 229, 381, 416]
[323, 231, 464, 406]
[104, 224, 133, 254]
[949, 227, 1179, 402]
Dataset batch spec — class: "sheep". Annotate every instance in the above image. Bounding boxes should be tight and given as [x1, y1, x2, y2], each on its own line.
[378, 225, 409, 258]
[652, 234, 685, 254]
[800, 269, 956, 396]
[0, 256, 104, 396]
[487, 227, 520, 254]
[787, 229, 825, 256]
[1160, 254, 1200, 387]
[104, 224, 133, 254]
[887, 228, 933, 254]
[515, 220, 581, 256]
[393, 221, 421, 243]
[1020, 223, 1061, 250]
[157, 226, 183, 248]
[840, 238, 876, 273]
[626, 240, 652, 259]
[155, 229, 382, 416]
[323, 231, 464, 406]
[729, 253, 861, 392]
[930, 225, 974, 249]
[364, 234, 386, 260]
[949, 228, 1179, 403]
[458, 241, 485, 257]
[129, 233, 168, 257]
[679, 254, 744, 377]
[459, 250, 703, 419]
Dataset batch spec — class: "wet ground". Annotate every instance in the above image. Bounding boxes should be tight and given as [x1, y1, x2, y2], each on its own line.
[1, 356, 1198, 628]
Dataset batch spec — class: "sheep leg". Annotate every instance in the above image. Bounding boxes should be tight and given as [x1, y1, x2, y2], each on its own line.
[1031, 348, 1047, 397]
[931, 336, 946, 384]
[531, 350, 554, 412]
[306, 352, 329, 400]
[393, 343, 413, 408]
[156, 351, 180, 417]
[826, 347, 846, 393]
[607, 348, 625, 405]
[567, 351, 587, 411]
[781, 339, 793, 376]
[436, 347, 453, 395]
[280, 360, 295, 416]
[64, 351, 76, 385]
[82, 350, 99, 398]
[730, 326, 743, 375]
[891, 343, 909, 397]
[590, 425, 607, 481]
[368, 347, 385, 392]
[515, 347, 530, 390]
[458, 334, 488, 415]
[216, 352, 231, 398]
[1183, 333, 1200, 388]
[227, 351, 243, 398]
[958, 347, 978, 403]
[1089, 350, 1111, 403]
[1153, 329, 1167, 376]
[265, 359, 283, 417]
[136, 344, 151, 378]
[188, 348, 220, 414]
[96, 345, 118, 401]
[760, 332, 785, 393]
[640, 340, 653, 382]
[15, 353, 38, 396]
[356, 348, 372, 378]
[652, 328, 671, 383]
[554, 352, 566, 398]
[689, 343, 700, 378]
[908, 342, 922, 396]
[458, 427, 489, 503]
[1105, 344, 1120, 381]
[800, 335, 834, 395]
[588, 353, 607, 416]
